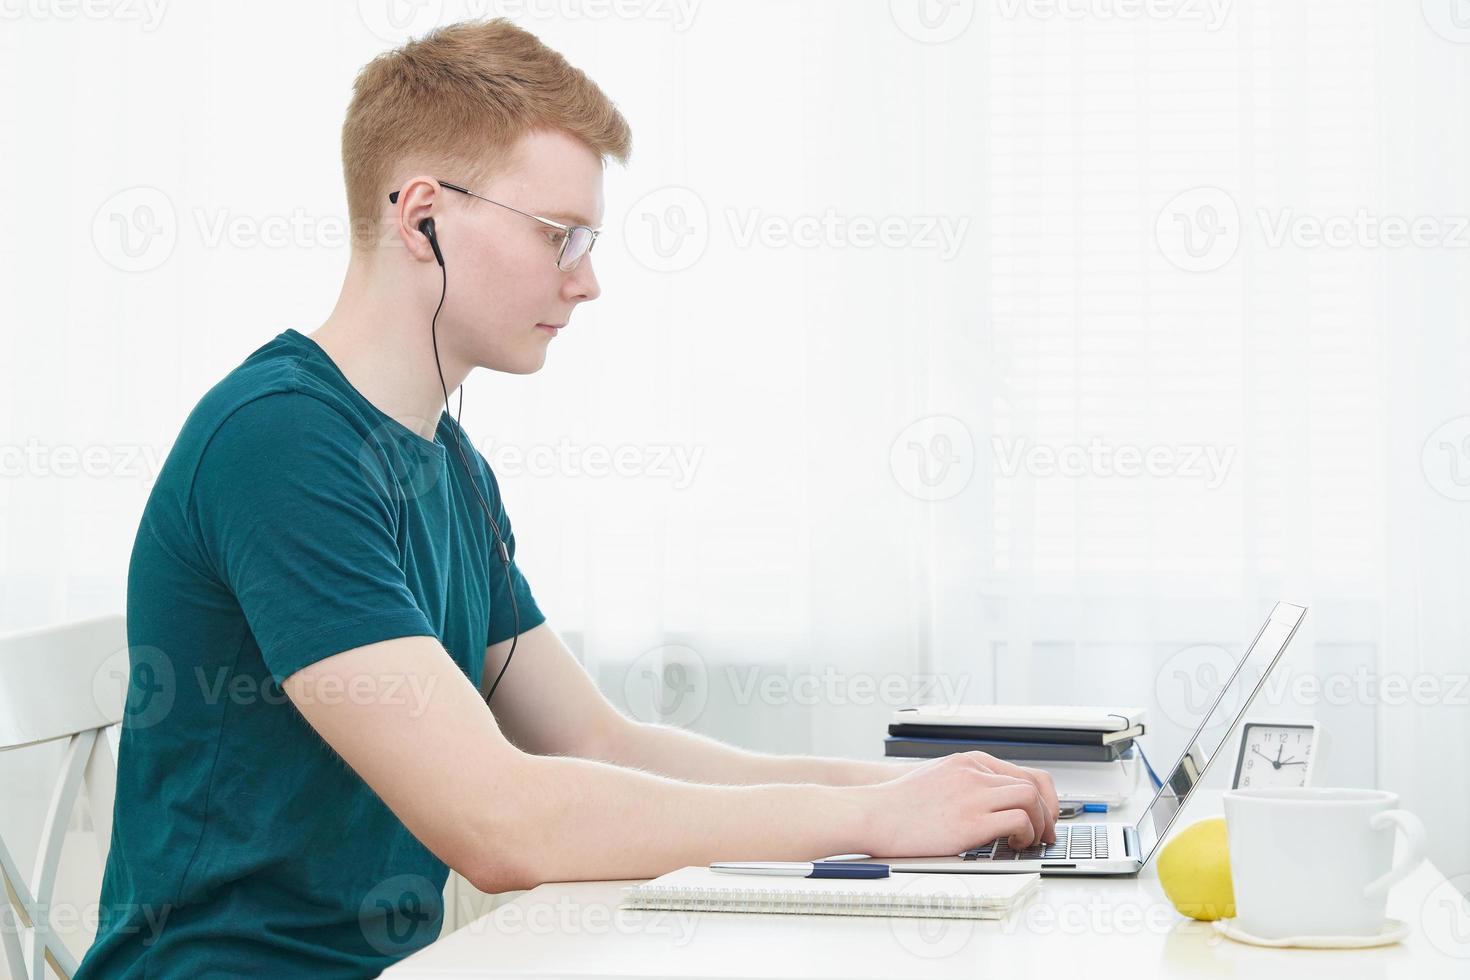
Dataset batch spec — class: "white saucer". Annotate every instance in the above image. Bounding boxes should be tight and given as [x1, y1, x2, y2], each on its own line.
[1211, 916, 1408, 949]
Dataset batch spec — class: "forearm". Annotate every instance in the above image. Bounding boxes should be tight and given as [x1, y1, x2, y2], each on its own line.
[604, 719, 913, 787]
[489, 751, 872, 890]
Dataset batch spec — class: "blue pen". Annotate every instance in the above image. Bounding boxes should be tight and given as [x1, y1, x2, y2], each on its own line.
[710, 861, 889, 879]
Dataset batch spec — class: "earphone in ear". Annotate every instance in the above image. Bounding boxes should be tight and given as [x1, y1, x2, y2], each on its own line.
[419, 216, 445, 268]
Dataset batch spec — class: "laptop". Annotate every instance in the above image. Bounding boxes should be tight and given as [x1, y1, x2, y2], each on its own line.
[854, 601, 1308, 876]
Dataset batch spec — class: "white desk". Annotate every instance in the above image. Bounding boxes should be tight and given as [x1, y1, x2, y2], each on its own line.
[385, 791, 1470, 978]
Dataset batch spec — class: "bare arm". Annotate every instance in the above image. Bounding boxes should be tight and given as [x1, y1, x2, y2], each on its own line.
[604, 721, 909, 785]
[286, 635, 873, 892]
[482, 623, 1058, 808]
[481, 624, 888, 781]
[286, 634, 1056, 894]
[602, 720, 1060, 834]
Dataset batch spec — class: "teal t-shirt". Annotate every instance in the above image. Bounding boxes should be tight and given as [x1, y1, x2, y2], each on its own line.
[75, 328, 545, 979]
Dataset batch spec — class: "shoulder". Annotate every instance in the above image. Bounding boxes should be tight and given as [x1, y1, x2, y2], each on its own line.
[170, 348, 407, 525]
[142, 338, 366, 518]
[173, 335, 359, 464]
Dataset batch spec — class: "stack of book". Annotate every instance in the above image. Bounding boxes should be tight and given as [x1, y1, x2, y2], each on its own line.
[885, 705, 1147, 804]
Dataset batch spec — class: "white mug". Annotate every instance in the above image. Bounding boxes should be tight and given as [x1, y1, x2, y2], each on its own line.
[1222, 787, 1425, 939]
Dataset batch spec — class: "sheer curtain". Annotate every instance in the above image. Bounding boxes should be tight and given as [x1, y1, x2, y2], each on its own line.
[2, 0, 1467, 891]
[497, 0, 1470, 881]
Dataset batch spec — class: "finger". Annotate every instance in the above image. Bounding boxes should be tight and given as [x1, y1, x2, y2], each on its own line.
[980, 759, 1059, 842]
[977, 756, 1055, 810]
[981, 782, 1048, 847]
[1019, 783, 1048, 844]
[975, 773, 1048, 843]
[973, 807, 1036, 849]
[1016, 766, 1059, 842]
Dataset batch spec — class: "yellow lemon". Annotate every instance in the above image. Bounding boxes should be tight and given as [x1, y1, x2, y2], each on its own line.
[1156, 817, 1236, 921]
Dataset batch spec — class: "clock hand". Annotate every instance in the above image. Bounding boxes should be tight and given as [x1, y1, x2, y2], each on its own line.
[1274, 743, 1284, 766]
[1251, 747, 1281, 769]
[1278, 761, 1307, 766]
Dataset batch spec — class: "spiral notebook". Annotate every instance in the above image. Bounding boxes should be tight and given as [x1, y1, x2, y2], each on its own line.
[621, 866, 1040, 919]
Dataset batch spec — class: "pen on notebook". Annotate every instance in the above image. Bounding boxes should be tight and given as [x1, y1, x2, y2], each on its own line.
[710, 861, 890, 879]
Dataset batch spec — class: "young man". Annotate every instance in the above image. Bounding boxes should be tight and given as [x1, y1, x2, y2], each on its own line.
[78, 19, 1057, 978]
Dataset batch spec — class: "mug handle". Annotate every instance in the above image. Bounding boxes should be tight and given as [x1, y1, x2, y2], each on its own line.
[1362, 808, 1426, 900]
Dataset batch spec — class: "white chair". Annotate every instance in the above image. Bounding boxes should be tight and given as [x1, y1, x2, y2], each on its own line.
[0, 615, 126, 980]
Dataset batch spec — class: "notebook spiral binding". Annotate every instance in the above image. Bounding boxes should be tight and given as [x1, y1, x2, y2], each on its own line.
[626, 886, 999, 918]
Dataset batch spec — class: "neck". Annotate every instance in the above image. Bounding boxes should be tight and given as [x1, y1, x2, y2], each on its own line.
[309, 254, 467, 441]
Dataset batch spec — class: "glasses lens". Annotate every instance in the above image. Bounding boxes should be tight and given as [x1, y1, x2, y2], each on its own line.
[558, 227, 596, 271]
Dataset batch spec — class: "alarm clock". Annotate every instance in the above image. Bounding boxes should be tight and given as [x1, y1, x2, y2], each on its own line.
[1231, 720, 1320, 789]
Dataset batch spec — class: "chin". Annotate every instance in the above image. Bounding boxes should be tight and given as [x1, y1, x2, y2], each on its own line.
[481, 349, 548, 375]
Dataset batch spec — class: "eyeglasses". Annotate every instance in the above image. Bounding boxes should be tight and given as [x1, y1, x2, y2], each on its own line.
[388, 179, 600, 272]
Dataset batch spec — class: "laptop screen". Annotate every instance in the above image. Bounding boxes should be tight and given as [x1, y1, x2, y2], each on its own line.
[1133, 602, 1308, 864]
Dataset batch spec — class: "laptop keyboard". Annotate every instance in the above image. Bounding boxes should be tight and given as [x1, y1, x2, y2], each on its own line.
[961, 823, 1110, 862]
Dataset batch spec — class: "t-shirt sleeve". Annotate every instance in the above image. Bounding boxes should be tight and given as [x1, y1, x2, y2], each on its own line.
[469, 445, 546, 647]
[189, 392, 437, 683]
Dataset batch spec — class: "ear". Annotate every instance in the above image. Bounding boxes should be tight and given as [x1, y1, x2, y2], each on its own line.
[387, 177, 443, 264]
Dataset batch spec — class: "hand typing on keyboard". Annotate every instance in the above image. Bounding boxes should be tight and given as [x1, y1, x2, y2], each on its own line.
[862, 751, 1059, 857]
[963, 823, 1110, 861]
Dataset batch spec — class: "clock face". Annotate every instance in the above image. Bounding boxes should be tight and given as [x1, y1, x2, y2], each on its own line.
[1236, 724, 1315, 788]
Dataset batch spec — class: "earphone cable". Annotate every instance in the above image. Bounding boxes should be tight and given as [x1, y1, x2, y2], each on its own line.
[429, 257, 520, 704]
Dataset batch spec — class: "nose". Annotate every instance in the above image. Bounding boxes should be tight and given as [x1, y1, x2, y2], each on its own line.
[563, 255, 601, 304]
